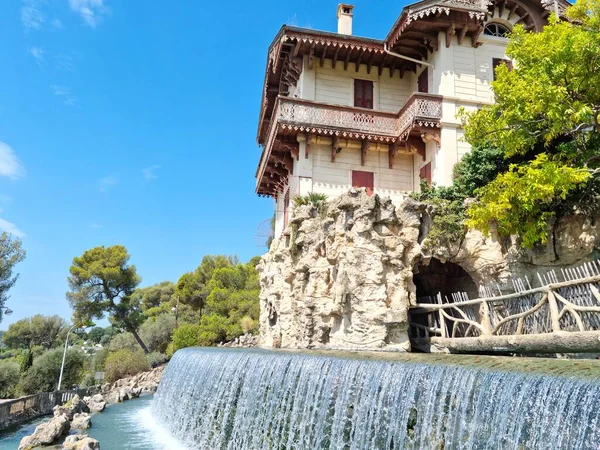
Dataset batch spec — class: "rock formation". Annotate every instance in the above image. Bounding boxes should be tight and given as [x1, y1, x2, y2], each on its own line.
[258, 189, 600, 351]
[71, 412, 92, 430]
[18, 414, 70, 450]
[63, 435, 100, 450]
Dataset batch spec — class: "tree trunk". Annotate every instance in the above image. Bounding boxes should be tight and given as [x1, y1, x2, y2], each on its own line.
[429, 331, 600, 354]
[129, 326, 150, 354]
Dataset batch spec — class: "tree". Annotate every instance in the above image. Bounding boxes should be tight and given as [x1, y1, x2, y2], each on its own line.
[2, 315, 68, 350]
[67, 246, 149, 353]
[131, 281, 175, 311]
[460, 2, 600, 246]
[0, 232, 26, 323]
[87, 326, 105, 344]
[0, 361, 20, 398]
[21, 348, 85, 394]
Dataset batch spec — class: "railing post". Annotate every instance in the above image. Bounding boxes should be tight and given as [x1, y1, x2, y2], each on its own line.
[547, 290, 562, 332]
[480, 301, 493, 336]
[438, 310, 447, 338]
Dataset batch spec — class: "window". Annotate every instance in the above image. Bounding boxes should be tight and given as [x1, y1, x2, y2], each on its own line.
[484, 23, 511, 38]
[418, 69, 428, 93]
[352, 170, 374, 196]
[354, 80, 373, 109]
[492, 58, 514, 81]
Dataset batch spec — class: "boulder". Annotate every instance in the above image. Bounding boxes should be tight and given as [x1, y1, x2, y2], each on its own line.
[54, 394, 90, 420]
[63, 435, 100, 450]
[19, 414, 70, 450]
[71, 412, 92, 429]
[83, 394, 106, 412]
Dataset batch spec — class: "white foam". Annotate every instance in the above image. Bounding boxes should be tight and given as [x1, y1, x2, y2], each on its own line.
[134, 405, 189, 450]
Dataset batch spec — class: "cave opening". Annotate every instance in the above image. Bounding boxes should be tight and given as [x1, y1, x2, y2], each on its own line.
[413, 258, 478, 302]
[410, 259, 479, 351]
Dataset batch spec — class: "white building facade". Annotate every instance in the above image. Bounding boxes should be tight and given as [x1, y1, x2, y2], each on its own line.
[255, 0, 566, 238]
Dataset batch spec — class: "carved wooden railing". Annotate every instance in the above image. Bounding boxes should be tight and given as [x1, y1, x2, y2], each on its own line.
[275, 93, 443, 138]
[410, 274, 600, 341]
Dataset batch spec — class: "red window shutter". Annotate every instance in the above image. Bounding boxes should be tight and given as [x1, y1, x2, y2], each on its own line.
[354, 80, 374, 109]
[352, 170, 374, 196]
[419, 163, 432, 184]
[418, 69, 428, 93]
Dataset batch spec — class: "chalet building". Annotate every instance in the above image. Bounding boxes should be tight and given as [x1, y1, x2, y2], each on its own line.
[255, 0, 567, 238]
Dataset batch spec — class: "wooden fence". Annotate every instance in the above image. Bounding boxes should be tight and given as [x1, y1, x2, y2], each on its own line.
[0, 387, 99, 432]
[410, 261, 600, 354]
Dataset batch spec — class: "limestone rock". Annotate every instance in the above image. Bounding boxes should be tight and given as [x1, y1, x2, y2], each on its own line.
[71, 412, 92, 429]
[258, 189, 600, 351]
[54, 394, 90, 420]
[83, 394, 106, 412]
[63, 435, 100, 450]
[19, 414, 70, 450]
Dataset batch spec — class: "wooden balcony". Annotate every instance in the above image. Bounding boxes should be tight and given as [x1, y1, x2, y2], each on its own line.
[271, 93, 442, 141]
[256, 93, 443, 196]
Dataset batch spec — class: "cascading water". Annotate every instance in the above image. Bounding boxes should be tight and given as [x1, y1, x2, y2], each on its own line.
[152, 348, 600, 449]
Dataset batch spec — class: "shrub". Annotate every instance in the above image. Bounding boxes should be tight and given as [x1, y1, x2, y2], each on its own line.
[79, 372, 96, 388]
[240, 316, 257, 334]
[92, 347, 110, 372]
[21, 348, 85, 394]
[140, 315, 176, 354]
[168, 324, 200, 356]
[104, 349, 149, 383]
[108, 333, 139, 352]
[0, 361, 20, 398]
[146, 352, 168, 368]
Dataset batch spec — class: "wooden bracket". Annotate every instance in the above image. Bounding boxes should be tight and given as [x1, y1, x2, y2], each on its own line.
[308, 44, 315, 70]
[332, 46, 340, 69]
[361, 140, 370, 166]
[457, 25, 468, 46]
[389, 142, 400, 169]
[471, 26, 484, 48]
[305, 134, 313, 159]
[446, 23, 456, 48]
[332, 136, 341, 163]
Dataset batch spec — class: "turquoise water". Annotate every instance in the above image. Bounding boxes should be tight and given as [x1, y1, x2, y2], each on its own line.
[0, 396, 187, 450]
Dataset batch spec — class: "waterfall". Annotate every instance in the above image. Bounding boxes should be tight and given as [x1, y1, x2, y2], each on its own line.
[152, 348, 600, 449]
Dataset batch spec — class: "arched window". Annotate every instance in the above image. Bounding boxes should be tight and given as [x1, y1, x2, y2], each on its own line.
[484, 23, 511, 37]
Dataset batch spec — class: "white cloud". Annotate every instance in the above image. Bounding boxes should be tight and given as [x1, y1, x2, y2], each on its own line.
[51, 18, 63, 29]
[56, 54, 76, 72]
[68, 0, 107, 28]
[142, 165, 161, 181]
[29, 46, 44, 64]
[50, 84, 78, 106]
[0, 142, 26, 180]
[98, 175, 117, 192]
[21, 0, 45, 31]
[0, 218, 25, 238]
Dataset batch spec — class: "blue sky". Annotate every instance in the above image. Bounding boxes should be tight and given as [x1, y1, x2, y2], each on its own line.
[0, 0, 405, 328]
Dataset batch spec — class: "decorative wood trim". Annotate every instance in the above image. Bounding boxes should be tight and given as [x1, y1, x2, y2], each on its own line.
[332, 46, 340, 69]
[457, 25, 468, 46]
[355, 49, 365, 72]
[445, 23, 455, 48]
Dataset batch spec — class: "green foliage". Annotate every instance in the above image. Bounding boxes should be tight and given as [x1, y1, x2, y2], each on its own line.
[452, 146, 509, 198]
[0, 361, 20, 398]
[410, 181, 468, 250]
[104, 349, 149, 383]
[79, 373, 96, 388]
[99, 326, 119, 346]
[168, 324, 201, 356]
[139, 314, 176, 354]
[21, 348, 85, 394]
[146, 351, 168, 368]
[467, 154, 590, 247]
[67, 245, 149, 353]
[2, 315, 68, 350]
[92, 347, 109, 372]
[131, 281, 175, 312]
[108, 333, 138, 352]
[87, 327, 105, 344]
[0, 232, 26, 323]
[456, 2, 600, 246]
[293, 192, 328, 208]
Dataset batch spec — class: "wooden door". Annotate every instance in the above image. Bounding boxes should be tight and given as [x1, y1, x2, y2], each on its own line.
[352, 170, 374, 196]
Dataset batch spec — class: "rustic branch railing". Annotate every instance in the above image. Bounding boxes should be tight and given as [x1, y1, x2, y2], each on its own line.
[0, 387, 99, 431]
[411, 274, 600, 345]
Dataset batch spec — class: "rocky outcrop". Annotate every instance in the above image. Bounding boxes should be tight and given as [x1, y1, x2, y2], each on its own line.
[83, 394, 106, 413]
[63, 435, 100, 450]
[259, 190, 425, 350]
[18, 414, 70, 450]
[100, 365, 165, 403]
[221, 333, 259, 348]
[71, 412, 92, 430]
[53, 395, 90, 420]
[258, 189, 600, 351]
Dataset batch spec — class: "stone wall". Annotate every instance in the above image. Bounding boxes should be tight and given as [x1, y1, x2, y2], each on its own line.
[258, 189, 600, 351]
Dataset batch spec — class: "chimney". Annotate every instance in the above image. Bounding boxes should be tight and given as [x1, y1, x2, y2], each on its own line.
[337, 4, 354, 35]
